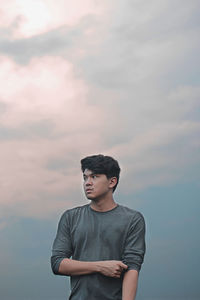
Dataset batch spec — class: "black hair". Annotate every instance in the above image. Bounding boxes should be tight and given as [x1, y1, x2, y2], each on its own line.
[80, 154, 120, 192]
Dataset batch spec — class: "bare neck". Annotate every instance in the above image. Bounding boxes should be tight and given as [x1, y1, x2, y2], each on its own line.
[90, 193, 117, 212]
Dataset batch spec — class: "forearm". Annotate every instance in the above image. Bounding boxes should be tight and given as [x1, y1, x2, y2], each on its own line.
[122, 269, 138, 300]
[58, 258, 128, 277]
[58, 258, 100, 276]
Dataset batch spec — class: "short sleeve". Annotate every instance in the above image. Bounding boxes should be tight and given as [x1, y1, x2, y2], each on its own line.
[51, 212, 73, 274]
[122, 212, 146, 272]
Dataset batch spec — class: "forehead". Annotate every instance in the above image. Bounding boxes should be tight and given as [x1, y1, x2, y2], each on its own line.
[83, 169, 105, 176]
[83, 169, 95, 176]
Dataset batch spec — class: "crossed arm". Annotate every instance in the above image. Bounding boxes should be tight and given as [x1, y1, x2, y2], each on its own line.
[57, 258, 138, 300]
[52, 211, 145, 300]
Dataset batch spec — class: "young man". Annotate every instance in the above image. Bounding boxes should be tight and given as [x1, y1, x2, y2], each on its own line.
[51, 154, 145, 300]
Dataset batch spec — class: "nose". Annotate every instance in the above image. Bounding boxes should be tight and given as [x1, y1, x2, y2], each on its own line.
[85, 177, 92, 186]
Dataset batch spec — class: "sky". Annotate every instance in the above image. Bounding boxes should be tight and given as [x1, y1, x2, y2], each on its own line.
[0, 0, 200, 299]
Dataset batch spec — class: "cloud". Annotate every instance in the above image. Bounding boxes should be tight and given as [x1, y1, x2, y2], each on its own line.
[0, 55, 106, 220]
[0, 55, 102, 128]
[0, 3, 199, 300]
[107, 119, 200, 191]
[0, 1, 199, 221]
[0, 0, 105, 38]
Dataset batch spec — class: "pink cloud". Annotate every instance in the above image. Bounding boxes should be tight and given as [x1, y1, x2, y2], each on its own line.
[0, 0, 199, 222]
[0, 55, 102, 130]
[0, 0, 105, 38]
[0, 55, 105, 220]
[1, 54, 199, 220]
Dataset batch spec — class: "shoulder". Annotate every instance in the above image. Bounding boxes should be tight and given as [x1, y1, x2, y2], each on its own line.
[59, 204, 89, 222]
[63, 204, 89, 214]
[117, 204, 144, 220]
[117, 205, 145, 230]
[116, 206, 146, 238]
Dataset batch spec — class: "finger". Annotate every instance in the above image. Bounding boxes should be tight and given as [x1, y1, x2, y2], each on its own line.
[120, 262, 128, 269]
[115, 271, 122, 277]
[111, 272, 120, 278]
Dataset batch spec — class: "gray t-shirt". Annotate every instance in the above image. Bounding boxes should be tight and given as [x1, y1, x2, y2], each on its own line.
[51, 204, 145, 300]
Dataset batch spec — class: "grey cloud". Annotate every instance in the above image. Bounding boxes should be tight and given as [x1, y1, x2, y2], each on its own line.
[0, 14, 99, 64]
[0, 0, 199, 208]
[0, 3, 200, 298]
[46, 157, 77, 172]
[77, 1, 200, 90]
[0, 120, 55, 140]
[0, 101, 7, 114]
[0, 28, 74, 64]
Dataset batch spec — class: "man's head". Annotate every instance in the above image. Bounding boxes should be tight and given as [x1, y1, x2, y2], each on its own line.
[80, 154, 120, 193]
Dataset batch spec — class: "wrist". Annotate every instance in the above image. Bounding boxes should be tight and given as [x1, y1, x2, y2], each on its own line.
[93, 261, 102, 273]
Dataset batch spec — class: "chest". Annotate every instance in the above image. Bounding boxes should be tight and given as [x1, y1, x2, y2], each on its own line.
[70, 213, 130, 258]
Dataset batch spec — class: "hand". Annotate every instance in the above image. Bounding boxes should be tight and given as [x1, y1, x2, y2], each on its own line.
[98, 260, 128, 278]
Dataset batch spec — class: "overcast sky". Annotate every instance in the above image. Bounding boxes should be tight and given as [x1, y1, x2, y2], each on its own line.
[0, 1, 200, 300]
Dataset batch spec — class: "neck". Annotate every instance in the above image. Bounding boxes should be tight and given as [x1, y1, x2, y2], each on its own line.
[90, 193, 117, 212]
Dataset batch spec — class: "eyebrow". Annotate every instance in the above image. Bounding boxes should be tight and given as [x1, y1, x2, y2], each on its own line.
[83, 172, 98, 177]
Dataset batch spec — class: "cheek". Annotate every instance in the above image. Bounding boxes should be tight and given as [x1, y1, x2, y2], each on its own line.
[98, 183, 108, 191]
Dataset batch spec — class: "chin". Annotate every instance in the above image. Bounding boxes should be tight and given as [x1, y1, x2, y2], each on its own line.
[86, 195, 96, 200]
[86, 194, 98, 201]
[85, 193, 93, 199]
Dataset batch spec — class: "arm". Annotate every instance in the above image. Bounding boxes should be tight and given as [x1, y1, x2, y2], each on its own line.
[122, 269, 138, 300]
[121, 212, 146, 299]
[58, 258, 128, 277]
[51, 212, 128, 277]
[51, 212, 73, 275]
[122, 212, 146, 272]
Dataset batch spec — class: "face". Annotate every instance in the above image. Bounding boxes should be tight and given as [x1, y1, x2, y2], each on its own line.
[83, 169, 116, 200]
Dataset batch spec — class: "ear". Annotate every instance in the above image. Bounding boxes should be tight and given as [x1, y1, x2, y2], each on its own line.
[109, 177, 117, 189]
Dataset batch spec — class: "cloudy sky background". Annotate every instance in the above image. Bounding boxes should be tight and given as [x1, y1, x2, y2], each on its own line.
[0, 0, 199, 299]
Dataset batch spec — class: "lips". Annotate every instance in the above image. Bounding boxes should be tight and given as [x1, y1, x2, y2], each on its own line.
[86, 189, 93, 193]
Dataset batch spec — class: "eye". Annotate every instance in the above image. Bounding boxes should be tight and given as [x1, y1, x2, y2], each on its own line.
[92, 175, 97, 179]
